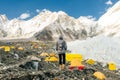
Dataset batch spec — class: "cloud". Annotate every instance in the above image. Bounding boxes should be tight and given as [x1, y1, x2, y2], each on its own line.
[18, 13, 30, 20]
[87, 15, 96, 20]
[36, 9, 40, 13]
[105, 0, 113, 5]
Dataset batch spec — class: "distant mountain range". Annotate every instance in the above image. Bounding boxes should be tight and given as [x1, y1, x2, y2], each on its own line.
[0, 1, 120, 41]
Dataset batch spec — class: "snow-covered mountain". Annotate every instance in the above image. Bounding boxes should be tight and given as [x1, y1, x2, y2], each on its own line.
[0, 10, 97, 41]
[78, 16, 97, 37]
[0, 15, 8, 37]
[98, 1, 120, 37]
[67, 1, 120, 66]
[0, 1, 120, 41]
[0, 15, 8, 26]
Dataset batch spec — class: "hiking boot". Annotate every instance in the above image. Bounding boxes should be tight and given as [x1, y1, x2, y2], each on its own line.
[62, 64, 65, 69]
[59, 65, 62, 70]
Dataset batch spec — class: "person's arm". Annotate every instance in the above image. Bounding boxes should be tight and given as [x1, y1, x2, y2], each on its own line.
[64, 41, 67, 51]
[56, 42, 58, 51]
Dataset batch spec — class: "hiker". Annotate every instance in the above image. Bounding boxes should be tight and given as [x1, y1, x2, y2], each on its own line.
[56, 35, 67, 70]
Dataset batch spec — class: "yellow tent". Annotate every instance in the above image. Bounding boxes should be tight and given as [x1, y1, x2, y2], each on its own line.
[30, 56, 41, 61]
[18, 47, 24, 51]
[31, 42, 37, 45]
[66, 53, 83, 61]
[41, 43, 46, 48]
[108, 62, 116, 70]
[33, 45, 39, 49]
[93, 71, 106, 80]
[40, 52, 49, 57]
[45, 57, 58, 62]
[45, 57, 50, 61]
[49, 53, 56, 57]
[10, 46, 15, 49]
[70, 59, 83, 67]
[4, 46, 10, 52]
[86, 59, 95, 65]
[0, 46, 5, 49]
[69, 59, 85, 70]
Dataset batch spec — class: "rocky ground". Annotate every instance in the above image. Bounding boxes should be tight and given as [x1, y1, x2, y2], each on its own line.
[0, 41, 120, 80]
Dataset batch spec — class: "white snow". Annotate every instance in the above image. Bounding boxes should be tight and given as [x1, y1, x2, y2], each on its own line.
[97, 1, 120, 37]
[67, 36, 120, 66]
[78, 16, 97, 36]
[0, 10, 95, 40]
[0, 14, 8, 29]
[98, 1, 120, 27]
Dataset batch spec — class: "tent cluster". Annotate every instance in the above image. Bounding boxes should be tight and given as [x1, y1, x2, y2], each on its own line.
[40, 52, 58, 62]
[0, 41, 116, 80]
[31, 42, 47, 49]
[40, 52, 117, 71]
[39, 52, 117, 80]
[0, 45, 24, 52]
[0, 46, 15, 52]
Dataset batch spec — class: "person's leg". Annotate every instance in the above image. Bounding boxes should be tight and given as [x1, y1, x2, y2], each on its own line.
[61, 53, 66, 69]
[58, 54, 62, 65]
[59, 54, 63, 70]
[62, 53, 66, 64]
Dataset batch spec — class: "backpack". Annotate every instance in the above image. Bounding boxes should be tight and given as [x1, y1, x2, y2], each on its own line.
[57, 40, 66, 54]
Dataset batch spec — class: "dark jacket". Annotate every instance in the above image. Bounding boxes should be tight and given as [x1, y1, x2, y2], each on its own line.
[56, 36, 67, 54]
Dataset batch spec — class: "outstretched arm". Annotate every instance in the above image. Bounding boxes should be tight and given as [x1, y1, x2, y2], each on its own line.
[64, 41, 67, 51]
[56, 42, 58, 51]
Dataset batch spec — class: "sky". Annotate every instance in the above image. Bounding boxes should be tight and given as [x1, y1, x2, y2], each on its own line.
[0, 0, 119, 20]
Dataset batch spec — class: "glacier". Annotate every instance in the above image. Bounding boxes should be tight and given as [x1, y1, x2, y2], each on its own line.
[67, 36, 120, 67]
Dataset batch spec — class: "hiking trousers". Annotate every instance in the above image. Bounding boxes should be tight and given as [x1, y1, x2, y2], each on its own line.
[58, 54, 66, 65]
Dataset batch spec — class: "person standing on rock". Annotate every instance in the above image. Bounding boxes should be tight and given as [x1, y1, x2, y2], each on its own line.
[56, 35, 67, 70]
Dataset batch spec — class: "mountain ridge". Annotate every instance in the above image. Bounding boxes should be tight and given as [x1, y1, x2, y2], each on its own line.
[0, 10, 96, 41]
[0, 1, 120, 40]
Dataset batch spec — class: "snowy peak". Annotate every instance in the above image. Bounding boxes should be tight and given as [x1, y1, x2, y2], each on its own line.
[0, 10, 97, 40]
[98, 1, 120, 37]
[98, 1, 120, 27]
[0, 14, 8, 29]
[34, 10, 89, 41]
[78, 16, 97, 37]
[2, 2, 120, 40]
[105, 1, 120, 15]
[0, 14, 8, 23]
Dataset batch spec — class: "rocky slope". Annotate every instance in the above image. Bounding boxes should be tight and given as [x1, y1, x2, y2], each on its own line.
[0, 42, 120, 80]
